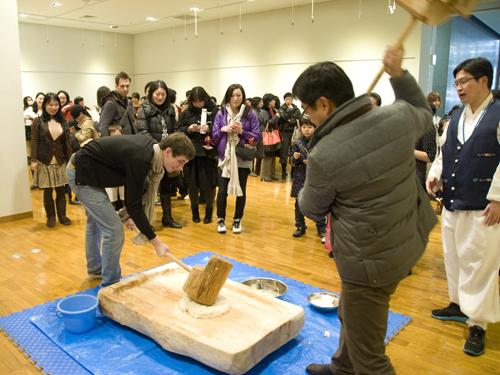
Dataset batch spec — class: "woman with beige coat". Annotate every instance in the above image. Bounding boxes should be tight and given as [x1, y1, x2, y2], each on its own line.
[69, 105, 100, 143]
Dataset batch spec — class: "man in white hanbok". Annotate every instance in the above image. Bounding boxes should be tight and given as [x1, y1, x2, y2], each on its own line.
[427, 57, 500, 357]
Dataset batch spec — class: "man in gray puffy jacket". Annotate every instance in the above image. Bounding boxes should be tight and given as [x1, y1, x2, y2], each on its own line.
[293, 46, 437, 375]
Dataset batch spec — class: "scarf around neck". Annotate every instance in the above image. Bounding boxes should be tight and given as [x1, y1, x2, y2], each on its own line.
[220, 104, 245, 196]
[129, 143, 165, 245]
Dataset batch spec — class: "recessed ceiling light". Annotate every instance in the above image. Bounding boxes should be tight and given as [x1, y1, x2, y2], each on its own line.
[146, 17, 158, 21]
[190, 8, 203, 11]
[110, 25, 118, 28]
[50, 2, 63, 6]
[19, 14, 29, 18]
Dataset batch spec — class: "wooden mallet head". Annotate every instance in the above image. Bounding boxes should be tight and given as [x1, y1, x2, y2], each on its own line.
[367, 0, 481, 93]
[396, 0, 480, 25]
[183, 255, 233, 306]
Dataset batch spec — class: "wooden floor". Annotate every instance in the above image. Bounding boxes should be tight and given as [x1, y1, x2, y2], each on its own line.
[1, 166, 500, 374]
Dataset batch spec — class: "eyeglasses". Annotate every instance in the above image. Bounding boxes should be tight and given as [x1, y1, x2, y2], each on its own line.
[452, 77, 474, 88]
[301, 105, 310, 118]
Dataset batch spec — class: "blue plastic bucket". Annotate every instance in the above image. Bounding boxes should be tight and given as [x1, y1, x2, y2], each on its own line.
[57, 295, 99, 334]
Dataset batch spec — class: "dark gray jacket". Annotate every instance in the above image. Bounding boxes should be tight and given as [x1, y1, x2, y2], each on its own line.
[137, 100, 176, 142]
[99, 90, 136, 136]
[278, 103, 301, 133]
[299, 71, 437, 287]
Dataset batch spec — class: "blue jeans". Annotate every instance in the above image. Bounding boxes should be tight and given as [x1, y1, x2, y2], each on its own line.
[66, 166, 124, 287]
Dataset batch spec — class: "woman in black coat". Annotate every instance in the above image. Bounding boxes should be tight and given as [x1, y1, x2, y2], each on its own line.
[176, 86, 219, 224]
[137, 80, 182, 229]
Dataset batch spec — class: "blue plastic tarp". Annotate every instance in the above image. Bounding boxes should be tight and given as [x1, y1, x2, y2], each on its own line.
[25, 252, 411, 374]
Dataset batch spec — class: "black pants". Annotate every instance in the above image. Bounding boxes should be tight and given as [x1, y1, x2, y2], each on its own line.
[279, 131, 294, 165]
[295, 199, 327, 232]
[216, 167, 250, 220]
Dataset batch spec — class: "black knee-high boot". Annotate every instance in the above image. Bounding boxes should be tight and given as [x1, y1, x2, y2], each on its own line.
[161, 194, 182, 228]
[55, 186, 71, 225]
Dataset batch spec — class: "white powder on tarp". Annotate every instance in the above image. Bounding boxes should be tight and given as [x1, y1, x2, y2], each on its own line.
[312, 295, 339, 308]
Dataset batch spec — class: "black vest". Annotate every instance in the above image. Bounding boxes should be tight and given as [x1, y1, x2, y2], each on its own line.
[442, 98, 500, 211]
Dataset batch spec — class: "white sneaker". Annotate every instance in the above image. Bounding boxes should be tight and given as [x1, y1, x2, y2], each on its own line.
[217, 218, 226, 233]
[321, 236, 326, 244]
[233, 219, 242, 234]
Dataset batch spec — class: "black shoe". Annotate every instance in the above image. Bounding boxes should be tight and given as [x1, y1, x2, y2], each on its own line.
[293, 227, 306, 237]
[431, 302, 468, 322]
[203, 210, 213, 224]
[271, 176, 279, 180]
[192, 209, 200, 223]
[306, 364, 334, 375]
[30, 185, 38, 190]
[281, 171, 287, 179]
[177, 194, 187, 200]
[261, 178, 272, 182]
[463, 326, 485, 356]
[328, 251, 334, 258]
[162, 216, 182, 228]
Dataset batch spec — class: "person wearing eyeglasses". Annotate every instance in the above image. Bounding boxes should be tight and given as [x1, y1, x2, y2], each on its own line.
[427, 57, 500, 357]
[293, 45, 436, 375]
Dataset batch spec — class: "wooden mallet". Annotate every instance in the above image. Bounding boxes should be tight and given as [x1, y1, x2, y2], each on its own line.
[118, 208, 233, 306]
[367, 0, 481, 93]
[164, 253, 233, 306]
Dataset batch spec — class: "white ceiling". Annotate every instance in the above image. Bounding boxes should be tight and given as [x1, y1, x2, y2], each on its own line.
[16, 0, 500, 36]
[16, 0, 334, 35]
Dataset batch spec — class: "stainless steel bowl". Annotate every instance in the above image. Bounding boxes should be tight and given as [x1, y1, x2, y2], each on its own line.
[241, 278, 288, 298]
[308, 292, 340, 312]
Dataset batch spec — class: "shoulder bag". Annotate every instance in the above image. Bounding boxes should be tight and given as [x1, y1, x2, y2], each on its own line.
[262, 123, 282, 152]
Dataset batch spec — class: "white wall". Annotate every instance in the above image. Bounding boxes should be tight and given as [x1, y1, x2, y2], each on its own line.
[134, 0, 423, 105]
[19, 23, 135, 108]
[1, 0, 32, 219]
[4, 0, 424, 220]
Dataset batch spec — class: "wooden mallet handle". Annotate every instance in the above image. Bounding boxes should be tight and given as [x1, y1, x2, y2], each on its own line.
[366, 16, 417, 94]
[130, 224, 193, 272]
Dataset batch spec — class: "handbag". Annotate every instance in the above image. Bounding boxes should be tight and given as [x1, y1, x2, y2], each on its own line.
[25, 125, 32, 141]
[262, 123, 282, 152]
[235, 142, 257, 160]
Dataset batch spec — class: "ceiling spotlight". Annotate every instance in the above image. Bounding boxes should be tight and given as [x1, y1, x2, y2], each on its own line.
[146, 17, 158, 21]
[50, 2, 63, 6]
[190, 7, 202, 11]
[20, 14, 29, 17]
[110, 25, 118, 28]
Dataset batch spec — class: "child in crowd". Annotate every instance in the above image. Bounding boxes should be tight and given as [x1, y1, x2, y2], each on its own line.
[105, 125, 125, 210]
[289, 115, 327, 242]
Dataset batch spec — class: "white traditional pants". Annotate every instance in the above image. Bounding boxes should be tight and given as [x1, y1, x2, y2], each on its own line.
[441, 208, 500, 329]
[105, 186, 125, 203]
